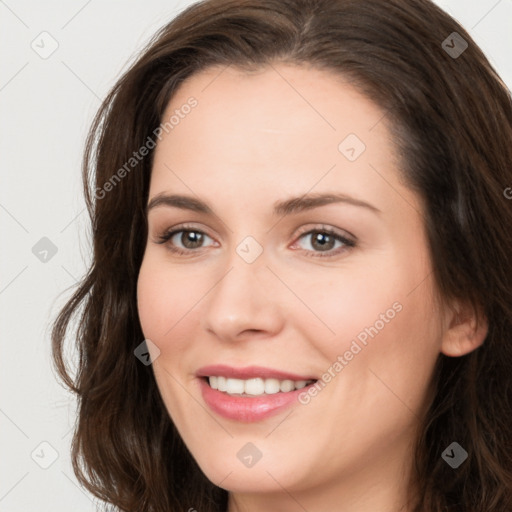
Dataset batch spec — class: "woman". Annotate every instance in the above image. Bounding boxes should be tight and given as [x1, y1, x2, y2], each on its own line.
[51, 0, 512, 510]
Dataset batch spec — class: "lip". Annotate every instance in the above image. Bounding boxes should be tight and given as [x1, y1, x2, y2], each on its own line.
[195, 364, 317, 381]
[196, 365, 318, 423]
[198, 377, 318, 422]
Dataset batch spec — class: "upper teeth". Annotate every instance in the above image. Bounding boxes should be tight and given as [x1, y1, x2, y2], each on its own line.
[208, 376, 314, 395]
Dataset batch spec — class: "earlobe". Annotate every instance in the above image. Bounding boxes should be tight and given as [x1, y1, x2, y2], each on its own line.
[440, 303, 488, 357]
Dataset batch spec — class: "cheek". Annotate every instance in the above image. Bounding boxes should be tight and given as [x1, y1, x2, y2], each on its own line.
[322, 275, 442, 426]
[136, 257, 204, 414]
[137, 255, 202, 344]
[291, 256, 442, 407]
[269, 262, 407, 356]
[137, 260, 165, 339]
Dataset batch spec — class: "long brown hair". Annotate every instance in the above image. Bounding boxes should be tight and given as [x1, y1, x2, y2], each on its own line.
[51, 0, 512, 510]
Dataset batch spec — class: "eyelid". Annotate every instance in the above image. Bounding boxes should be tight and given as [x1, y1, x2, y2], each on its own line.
[287, 225, 355, 257]
[153, 222, 217, 246]
[292, 223, 356, 243]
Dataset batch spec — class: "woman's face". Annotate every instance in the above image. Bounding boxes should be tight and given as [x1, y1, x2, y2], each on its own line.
[137, 64, 446, 507]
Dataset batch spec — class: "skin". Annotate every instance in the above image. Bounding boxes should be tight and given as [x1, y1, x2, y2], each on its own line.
[136, 64, 487, 512]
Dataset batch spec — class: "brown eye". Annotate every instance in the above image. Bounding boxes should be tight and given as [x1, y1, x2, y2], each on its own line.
[309, 231, 337, 251]
[294, 228, 356, 257]
[179, 230, 205, 249]
[156, 228, 216, 253]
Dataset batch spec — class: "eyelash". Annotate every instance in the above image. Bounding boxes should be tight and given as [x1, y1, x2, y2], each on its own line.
[155, 223, 356, 258]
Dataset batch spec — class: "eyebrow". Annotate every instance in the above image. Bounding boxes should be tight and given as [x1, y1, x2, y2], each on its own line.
[273, 193, 381, 216]
[146, 192, 381, 216]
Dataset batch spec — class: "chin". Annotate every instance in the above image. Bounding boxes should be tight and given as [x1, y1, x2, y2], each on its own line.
[197, 451, 301, 493]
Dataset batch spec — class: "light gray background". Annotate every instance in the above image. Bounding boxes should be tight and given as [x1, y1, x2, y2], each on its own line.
[1, 0, 511, 510]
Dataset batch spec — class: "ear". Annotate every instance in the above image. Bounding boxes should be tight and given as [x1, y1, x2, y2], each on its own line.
[440, 300, 488, 357]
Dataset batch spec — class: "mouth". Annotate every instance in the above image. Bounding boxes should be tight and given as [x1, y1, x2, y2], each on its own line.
[196, 365, 319, 422]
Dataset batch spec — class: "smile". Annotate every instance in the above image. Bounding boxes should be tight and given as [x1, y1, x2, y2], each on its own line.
[195, 365, 319, 422]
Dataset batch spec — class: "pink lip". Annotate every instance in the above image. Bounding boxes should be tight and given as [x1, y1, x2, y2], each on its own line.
[195, 364, 317, 381]
[196, 365, 318, 422]
[198, 377, 317, 422]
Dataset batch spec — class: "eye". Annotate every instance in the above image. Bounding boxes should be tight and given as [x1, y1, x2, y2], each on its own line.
[292, 226, 356, 257]
[154, 224, 355, 258]
[155, 225, 216, 255]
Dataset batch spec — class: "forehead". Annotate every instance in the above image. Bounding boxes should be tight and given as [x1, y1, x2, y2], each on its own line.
[150, 64, 413, 216]
[161, 63, 388, 151]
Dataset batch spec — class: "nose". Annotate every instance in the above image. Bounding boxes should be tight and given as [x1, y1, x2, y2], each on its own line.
[200, 254, 285, 342]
